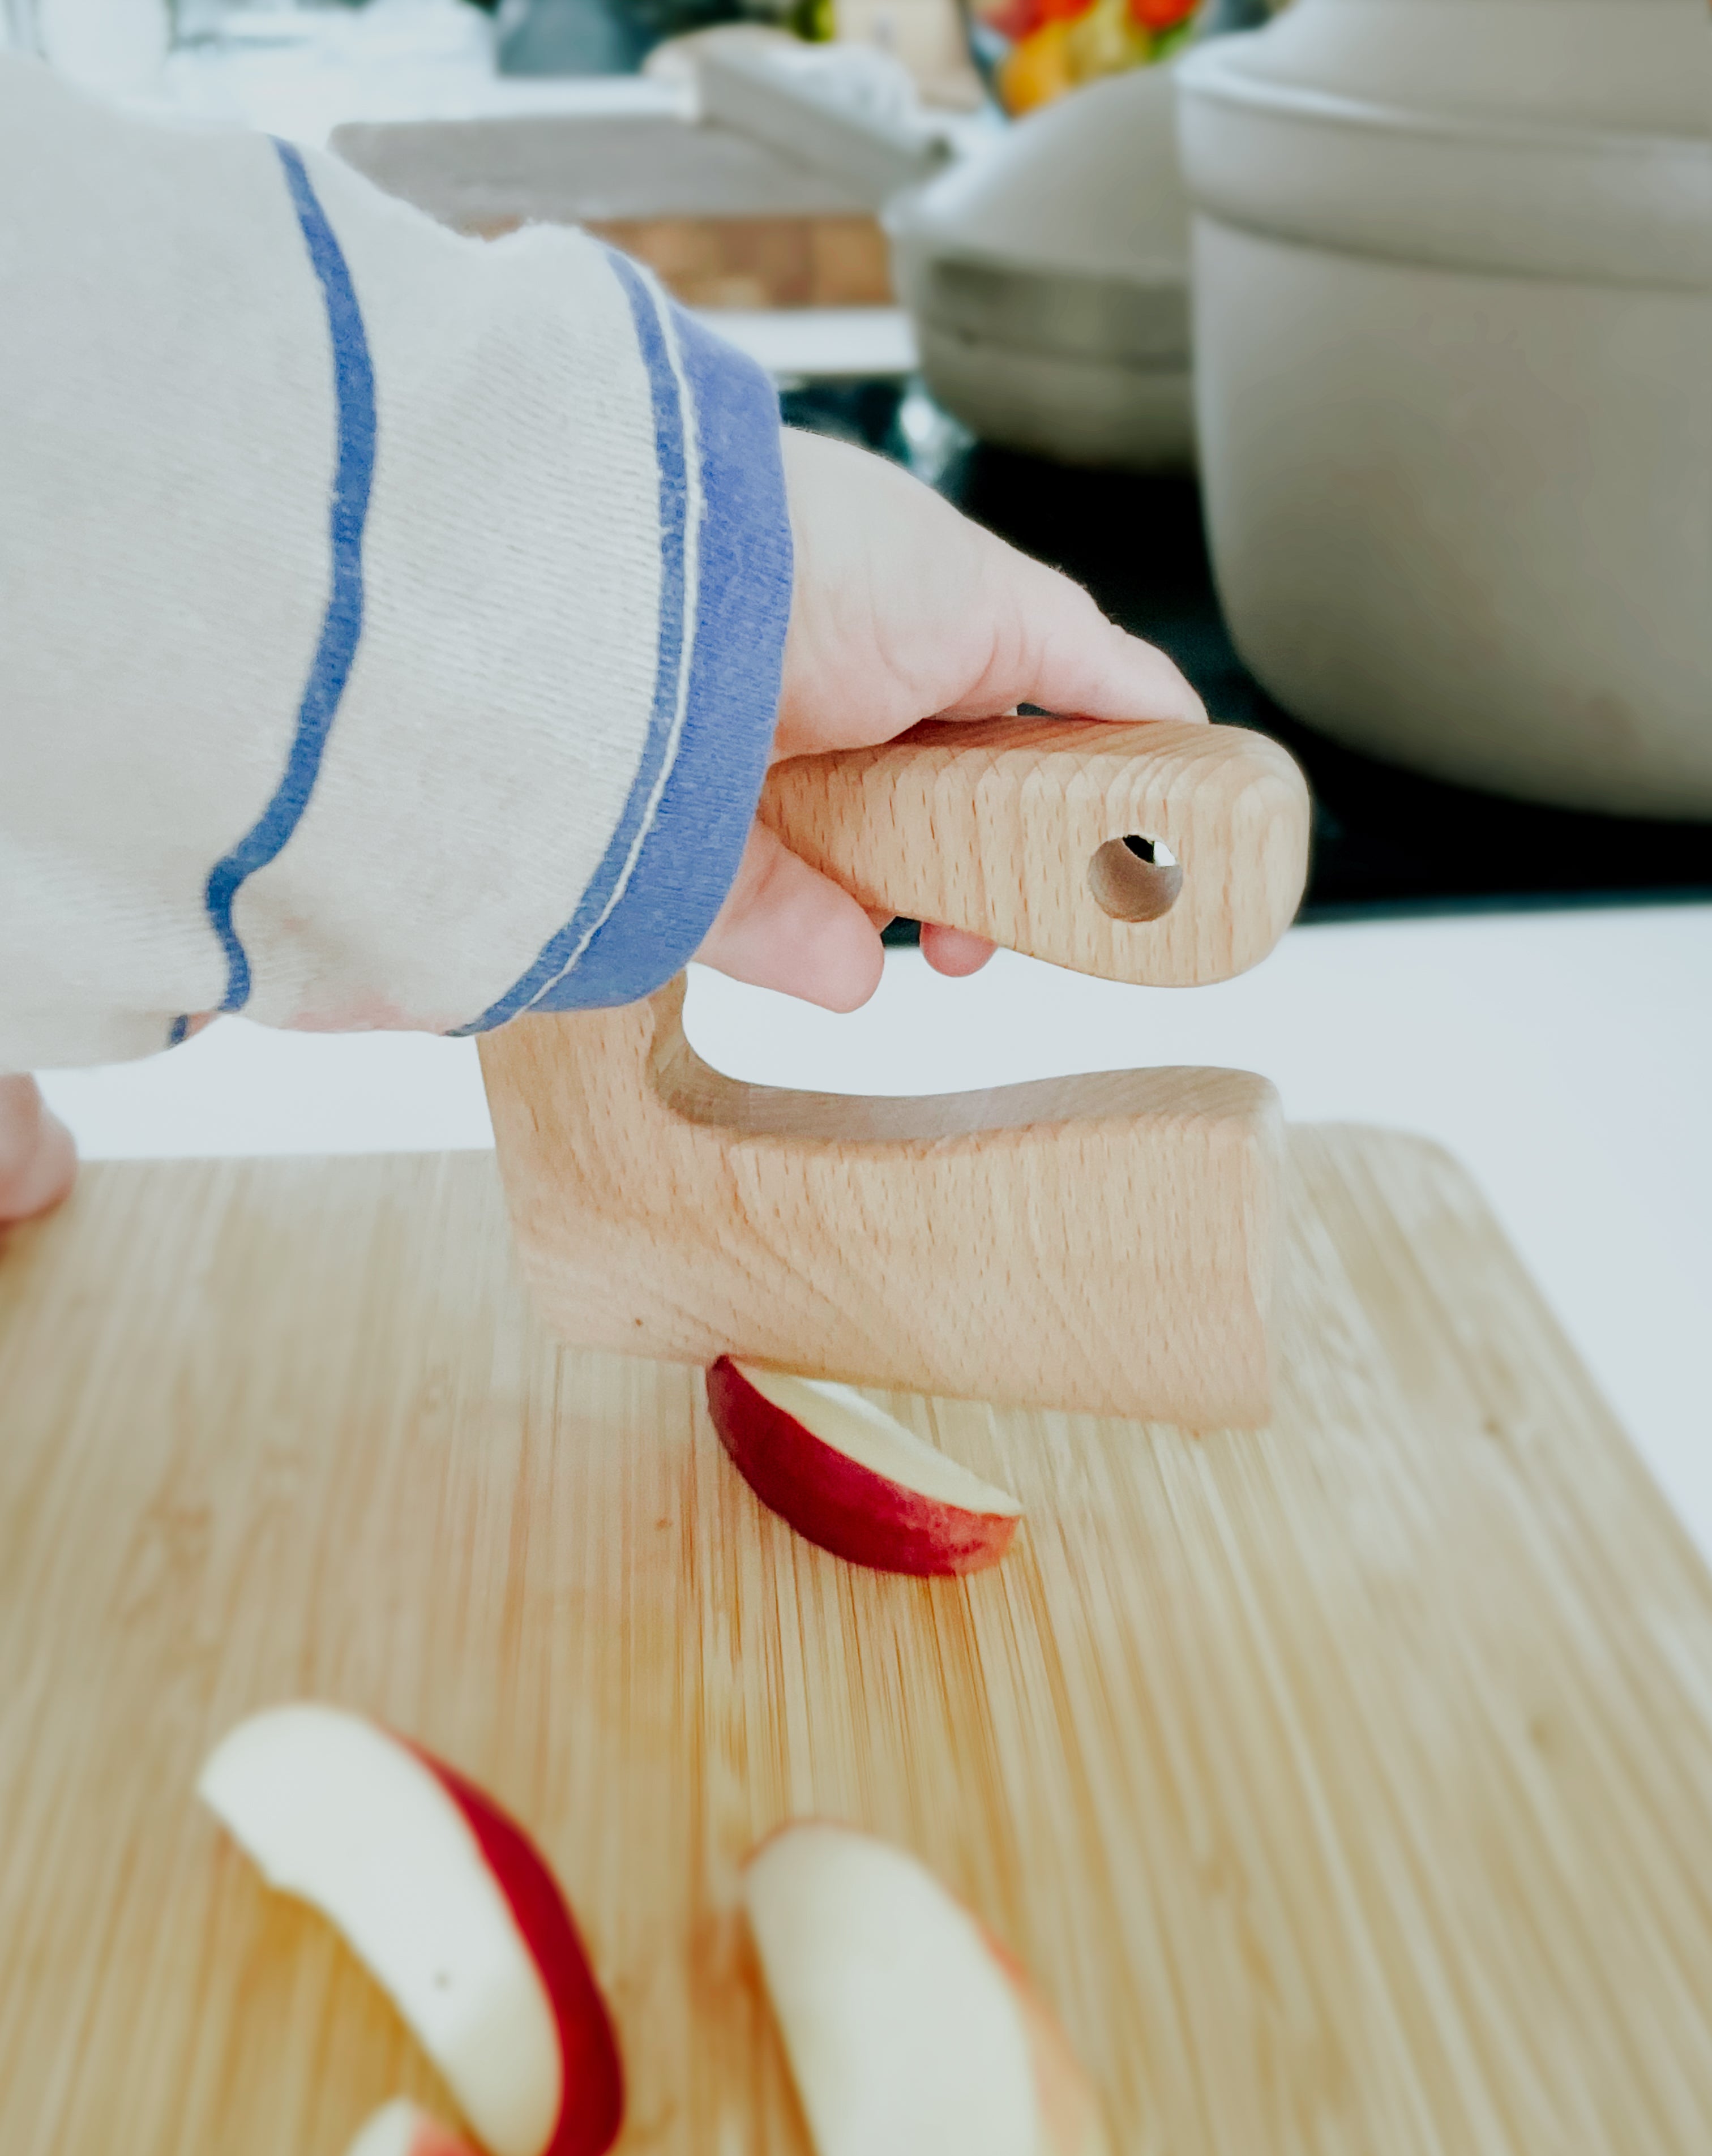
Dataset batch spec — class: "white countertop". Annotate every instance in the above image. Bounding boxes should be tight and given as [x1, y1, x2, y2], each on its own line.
[41, 903, 1712, 1561]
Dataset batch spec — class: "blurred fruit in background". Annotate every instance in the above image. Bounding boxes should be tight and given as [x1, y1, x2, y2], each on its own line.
[978, 0, 1196, 113]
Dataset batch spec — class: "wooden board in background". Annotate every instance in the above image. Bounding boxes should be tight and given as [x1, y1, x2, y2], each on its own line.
[2, 1132, 1711, 2154]
[331, 115, 897, 308]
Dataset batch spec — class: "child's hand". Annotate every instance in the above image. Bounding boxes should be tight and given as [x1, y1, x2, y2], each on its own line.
[0, 1076, 76, 1227]
[0, 439, 1201, 1229]
[695, 428, 1206, 1011]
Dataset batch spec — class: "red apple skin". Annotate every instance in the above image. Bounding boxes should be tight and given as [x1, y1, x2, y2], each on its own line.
[985, 1931, 1112, 2156]
[408, 1748, 624, 2156]
[404, 2115, 481, 2156]
[741, 1819, 1111, 2156]
[705, 1359, 1020, 1578]
[345, 2101, 480, 2156]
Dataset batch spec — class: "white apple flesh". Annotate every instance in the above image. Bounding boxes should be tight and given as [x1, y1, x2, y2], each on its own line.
[199, 1704, 622, 2156]
[344, 2098, 478, 2156]
[705, 1359, 1022, 1575]
[742, 1821, 1109, 2156]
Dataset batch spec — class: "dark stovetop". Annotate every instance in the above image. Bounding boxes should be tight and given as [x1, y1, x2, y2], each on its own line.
[782, 378, 1712, 928]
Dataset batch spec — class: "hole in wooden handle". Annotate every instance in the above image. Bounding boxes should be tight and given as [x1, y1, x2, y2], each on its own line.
[1088, 836, 1183, 924]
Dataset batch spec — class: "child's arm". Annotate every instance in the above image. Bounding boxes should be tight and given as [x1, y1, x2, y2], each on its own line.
[0, 55, 1200, 1218]
[3, 54, 799, 1068]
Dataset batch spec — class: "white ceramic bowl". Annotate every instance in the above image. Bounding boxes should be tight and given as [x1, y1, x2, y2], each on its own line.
[1176, 0, 1712, 817]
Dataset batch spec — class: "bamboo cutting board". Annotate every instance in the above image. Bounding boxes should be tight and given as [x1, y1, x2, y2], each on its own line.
[2, 1133, 1712, 2155]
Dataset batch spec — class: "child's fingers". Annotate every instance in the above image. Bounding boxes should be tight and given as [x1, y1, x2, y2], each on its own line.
[0, 1075, 76, 1225]
[695, 823, 885, 1013]
[918, 923, 996, 978]
[774, 428, 1205, 761]
[697, 830, 994, 999]
[954, 543, 1208, 730]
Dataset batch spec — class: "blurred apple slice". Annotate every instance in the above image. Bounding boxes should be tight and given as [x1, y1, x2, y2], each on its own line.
[344, 2098, 478, 2156]
[199, 1704, 623, 2156]
[705, 1359, 1022, 1575]
[743, 1822, 1109, 2156]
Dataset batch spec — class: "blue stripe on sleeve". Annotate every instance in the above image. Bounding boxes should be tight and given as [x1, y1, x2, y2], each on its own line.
[451, 251, 691, 1031]
[189, 140, 376, 1021]
[455, 255, 792, 1030]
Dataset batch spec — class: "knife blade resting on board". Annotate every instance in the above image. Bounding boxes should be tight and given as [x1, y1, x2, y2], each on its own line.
[479, 718, 1309, 1426]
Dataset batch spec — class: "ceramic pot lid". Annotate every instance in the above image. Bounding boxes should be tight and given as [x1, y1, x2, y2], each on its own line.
[890, 65, 1188, 289]
[1176, 0, 1712, 286]
[1210, 0, 1711, 140]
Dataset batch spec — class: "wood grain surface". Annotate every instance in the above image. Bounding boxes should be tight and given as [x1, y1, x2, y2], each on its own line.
[3, 1134, 1712, 2155]
[481, 719, 1312, 1426]
[466, 217, 894, 310]
[480, 977, 1283, 1427]
[759, 719, 1311, 991]
[328, 115, 898, 309]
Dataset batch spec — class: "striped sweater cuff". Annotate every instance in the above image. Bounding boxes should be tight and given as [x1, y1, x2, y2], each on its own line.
[456, 262, 793, 1030]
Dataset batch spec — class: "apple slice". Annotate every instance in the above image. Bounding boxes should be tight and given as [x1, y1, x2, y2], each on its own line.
[705, 1358, 1022, 1575]
[198, 1704, 623, 2156]
[743, 1822, 1109, 2156]
[345, 2099, 478, 2156]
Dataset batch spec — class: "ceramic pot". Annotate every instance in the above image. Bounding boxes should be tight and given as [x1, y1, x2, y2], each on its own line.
[1176, 0, 1712, 817]
[888, 66, 1196, 471]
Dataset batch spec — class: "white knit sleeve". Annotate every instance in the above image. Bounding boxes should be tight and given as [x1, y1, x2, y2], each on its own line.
[0, 56, 793, 1070]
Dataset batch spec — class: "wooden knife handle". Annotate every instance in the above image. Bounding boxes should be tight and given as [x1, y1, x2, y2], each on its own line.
[758, 716, 1311, 987]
